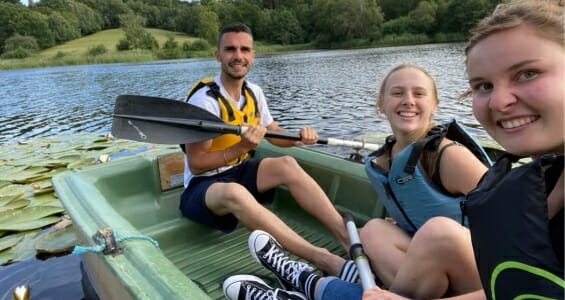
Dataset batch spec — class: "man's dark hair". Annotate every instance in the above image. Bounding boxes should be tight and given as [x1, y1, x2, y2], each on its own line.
[218, 23, 253, 48]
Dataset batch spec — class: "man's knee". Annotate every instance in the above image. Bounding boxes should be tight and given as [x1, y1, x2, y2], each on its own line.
[208, 182, 254, 208]
[272, 155, 301, 172]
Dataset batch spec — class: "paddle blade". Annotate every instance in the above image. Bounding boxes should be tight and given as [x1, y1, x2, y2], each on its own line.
[112, 95, 226, 144]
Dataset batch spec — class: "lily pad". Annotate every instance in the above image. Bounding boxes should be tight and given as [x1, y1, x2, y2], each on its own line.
[0, 199, 30, 212]
[26, 194, 61, 207]
[0, 206, 64, 224]
[0, 248, 16, 266]
[6, 166, 50, 184]
[0, 184, 26, 198]
[0, 180, 10, 189]
[9, 230, 40, 262]
[0, 194, 23, 206]
[30, 179, 53, 195]
[34, 223, 76, 254]
[66, 157, 96, 169]
[0, 233, 24, 251]
[0, 216, 61, 231]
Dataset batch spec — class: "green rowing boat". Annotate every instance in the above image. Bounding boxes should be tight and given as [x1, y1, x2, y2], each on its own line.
[52, 142, 384, 299]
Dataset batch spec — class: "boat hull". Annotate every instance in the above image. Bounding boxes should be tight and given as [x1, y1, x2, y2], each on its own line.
[53, 142, 383, 299]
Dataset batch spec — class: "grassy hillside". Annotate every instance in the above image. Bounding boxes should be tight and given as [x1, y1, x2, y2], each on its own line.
[0, 28, 208, 70]
[0, 28, 310, 70]
[39, 28, 201, 58]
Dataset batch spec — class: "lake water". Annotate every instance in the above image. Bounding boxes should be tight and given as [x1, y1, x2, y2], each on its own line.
[0, 43, 489, 156]
[0, 43, 489, 298]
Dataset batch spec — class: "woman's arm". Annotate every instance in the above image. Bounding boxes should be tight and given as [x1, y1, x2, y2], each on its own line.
[437, 140, 488, 195]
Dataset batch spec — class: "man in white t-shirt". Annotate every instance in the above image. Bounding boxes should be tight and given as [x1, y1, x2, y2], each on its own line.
[180, 23, 353, 279]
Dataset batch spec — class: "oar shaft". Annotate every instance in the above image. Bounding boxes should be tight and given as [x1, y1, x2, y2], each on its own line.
[321, 138, 380, 151]
[113, 95, 382, 151]
[239, 126, 381, 150]
[343, 213, 376, 290]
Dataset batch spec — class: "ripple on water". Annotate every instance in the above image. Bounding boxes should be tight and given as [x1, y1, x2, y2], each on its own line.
[0, 43, 494, 148]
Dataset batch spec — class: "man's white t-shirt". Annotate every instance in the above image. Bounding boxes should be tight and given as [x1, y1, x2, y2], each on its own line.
[183, 75, 274, 187]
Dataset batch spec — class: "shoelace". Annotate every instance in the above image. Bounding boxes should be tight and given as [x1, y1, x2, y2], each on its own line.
[247, 285, 289, 300]
[263, 244, 311, 288]
[247, 285, 275, 300]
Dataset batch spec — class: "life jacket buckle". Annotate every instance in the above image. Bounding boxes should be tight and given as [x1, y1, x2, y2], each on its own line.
[396, 175, 413, 184]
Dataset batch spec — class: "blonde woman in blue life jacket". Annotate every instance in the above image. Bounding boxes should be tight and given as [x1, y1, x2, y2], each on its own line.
[363, 1, 564, 300]
[220, 65, 491, 300]
[358, 64, 490, 297]
[180, 23, 355, 279]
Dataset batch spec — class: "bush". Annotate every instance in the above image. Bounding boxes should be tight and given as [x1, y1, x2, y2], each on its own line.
[53, 51, 66, 59]
[182, 39, 210, 51]
[116, 39, 130, 51]
[1, 47, 31, 59]
[162, 36, 178, 50]
[87, 44, 108, 56]
[4, 34, 39, 52]
[154, 48, 183, 60]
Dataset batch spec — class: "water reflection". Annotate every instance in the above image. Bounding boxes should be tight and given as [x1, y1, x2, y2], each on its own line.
[0, 43, 490, 154]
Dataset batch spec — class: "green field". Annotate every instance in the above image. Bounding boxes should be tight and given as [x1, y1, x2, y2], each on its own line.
[40, 28, 200, 57]
[0, 28, 208, 69]
[0, 28, 309, 70]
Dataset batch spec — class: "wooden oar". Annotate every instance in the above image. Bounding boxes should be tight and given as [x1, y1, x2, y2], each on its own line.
[111, 95, 381, 150]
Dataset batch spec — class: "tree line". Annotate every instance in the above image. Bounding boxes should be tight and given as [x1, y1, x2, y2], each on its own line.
[0, 0, 505, 59]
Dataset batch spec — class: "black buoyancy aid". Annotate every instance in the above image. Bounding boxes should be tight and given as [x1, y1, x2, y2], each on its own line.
[365, 119, 493, 233]
[463, 154, 565, 300]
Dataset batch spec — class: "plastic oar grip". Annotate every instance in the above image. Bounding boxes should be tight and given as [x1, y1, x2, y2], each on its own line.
[342, 212, 376, 290]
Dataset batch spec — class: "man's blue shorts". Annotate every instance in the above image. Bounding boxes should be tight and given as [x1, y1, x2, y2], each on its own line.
[179, 158, 275, 233]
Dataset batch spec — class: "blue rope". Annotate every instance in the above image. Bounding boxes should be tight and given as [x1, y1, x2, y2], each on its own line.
[72, 229, 159, 255]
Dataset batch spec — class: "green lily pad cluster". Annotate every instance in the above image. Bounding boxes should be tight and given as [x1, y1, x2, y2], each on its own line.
[0, 133, 176, 267]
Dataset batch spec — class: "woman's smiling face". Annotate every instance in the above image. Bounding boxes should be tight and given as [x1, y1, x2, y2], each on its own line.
[467, 24, 564, 156]
[381, 67, 437, 138]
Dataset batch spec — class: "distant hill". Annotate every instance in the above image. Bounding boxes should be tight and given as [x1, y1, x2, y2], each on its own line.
[39, 28, 200, 58]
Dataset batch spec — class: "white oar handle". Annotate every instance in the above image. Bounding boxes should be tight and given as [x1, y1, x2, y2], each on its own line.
[343, 213, 376, 290]
[325, 138, 380, 151]
[241, 126, 381, 151]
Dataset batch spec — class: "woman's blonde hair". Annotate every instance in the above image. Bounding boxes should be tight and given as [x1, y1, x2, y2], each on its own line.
[459, 0, 564, 99]
[376, 64, 438, 114]
[465, 0, 564, 58]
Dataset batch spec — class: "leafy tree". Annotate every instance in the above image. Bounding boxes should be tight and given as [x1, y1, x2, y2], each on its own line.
[126, 1, 160, 28]
[437, 0, 492, 34]
[408, 0, 437, 34]
[377, 0, 418, 20]
[174, 5, 198, 36]
[77, 0, 130, 28]
[194, 8, 219, 44]
[265, 8, 304, 44]
[9, 8, 55, 49]
[119, 12, 157, 50]
[311, 0, 383, 46]
[36, 0, 103, 35]
[0, 2, 23, 53]
[382, 16, 415, 35]
[46, 11, 81, 43]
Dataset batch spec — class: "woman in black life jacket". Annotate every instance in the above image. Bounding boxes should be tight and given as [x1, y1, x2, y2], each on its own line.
[363, 1, 564, 299]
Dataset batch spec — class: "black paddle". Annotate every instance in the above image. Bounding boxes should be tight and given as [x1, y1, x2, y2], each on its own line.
[111, 95, 381, 150]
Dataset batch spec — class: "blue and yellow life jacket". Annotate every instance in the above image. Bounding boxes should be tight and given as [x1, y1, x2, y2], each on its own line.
[183, 77, 260, 164]
[463, 154, 564, 300]
[364, 119, 492, 234]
